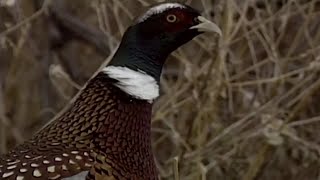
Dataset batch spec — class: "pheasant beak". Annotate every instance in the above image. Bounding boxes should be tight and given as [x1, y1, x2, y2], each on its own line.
[190, 16, 222, 36]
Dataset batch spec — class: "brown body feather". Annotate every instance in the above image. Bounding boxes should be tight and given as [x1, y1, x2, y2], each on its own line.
[0, 73, 158, 179]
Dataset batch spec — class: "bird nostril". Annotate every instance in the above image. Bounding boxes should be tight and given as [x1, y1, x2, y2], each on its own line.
[194, 17, 200, 24]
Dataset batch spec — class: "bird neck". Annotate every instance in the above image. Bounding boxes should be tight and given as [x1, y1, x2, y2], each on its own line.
[108, 26, 170, 83]
[102, 66, 159, 102]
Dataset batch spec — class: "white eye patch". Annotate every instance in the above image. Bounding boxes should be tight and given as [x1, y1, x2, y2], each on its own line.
[137, 3, 186, 23]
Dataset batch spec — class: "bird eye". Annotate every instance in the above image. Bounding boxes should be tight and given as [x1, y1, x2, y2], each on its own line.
[166, 14, 177, 23]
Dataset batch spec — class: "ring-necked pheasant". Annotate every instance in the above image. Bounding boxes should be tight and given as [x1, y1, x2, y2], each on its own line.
[0, 2, 221, 180]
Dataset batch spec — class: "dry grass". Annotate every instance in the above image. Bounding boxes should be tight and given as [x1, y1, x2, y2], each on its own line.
[1, 0, 320, 179]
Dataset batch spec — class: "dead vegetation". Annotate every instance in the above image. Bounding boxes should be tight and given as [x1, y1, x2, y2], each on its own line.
[1, 0, 320, 179]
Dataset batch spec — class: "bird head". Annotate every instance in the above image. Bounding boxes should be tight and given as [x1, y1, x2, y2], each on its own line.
[109, 3, 221, 81]
[133, 3, 222, 52]
[106, 3, 221, 101]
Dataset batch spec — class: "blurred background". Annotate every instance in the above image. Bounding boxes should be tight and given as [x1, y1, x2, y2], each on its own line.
[1, 0, 320, 179]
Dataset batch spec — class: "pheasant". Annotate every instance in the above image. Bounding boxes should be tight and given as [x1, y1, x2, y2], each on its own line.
[0, 2, 221, 180]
